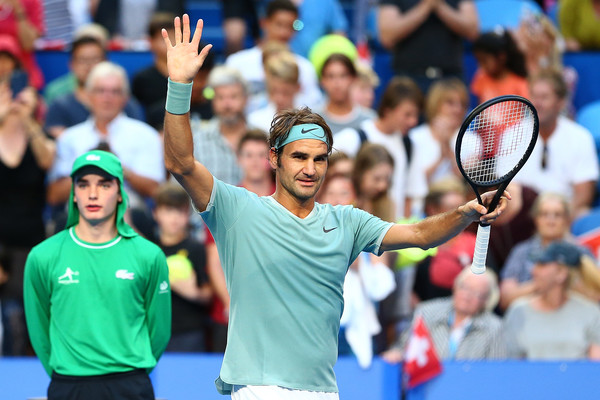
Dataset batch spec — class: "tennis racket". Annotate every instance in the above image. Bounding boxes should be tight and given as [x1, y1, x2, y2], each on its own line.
[455, 95, 539, 274]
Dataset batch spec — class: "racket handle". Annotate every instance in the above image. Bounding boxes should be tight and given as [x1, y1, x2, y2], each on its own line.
[471, 224, 490, 274]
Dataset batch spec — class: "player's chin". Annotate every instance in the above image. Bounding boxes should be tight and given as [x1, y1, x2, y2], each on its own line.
[293, 184, 320, 200]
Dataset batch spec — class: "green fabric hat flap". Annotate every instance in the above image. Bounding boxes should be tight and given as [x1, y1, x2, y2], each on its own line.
[66, 150, 137, 237]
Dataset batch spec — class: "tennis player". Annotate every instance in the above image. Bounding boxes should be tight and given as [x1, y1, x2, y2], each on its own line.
[163, 15, 509, 400]
[23, 150, 171, 400]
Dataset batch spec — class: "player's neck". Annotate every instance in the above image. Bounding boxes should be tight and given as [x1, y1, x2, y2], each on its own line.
[75, 219, 119, 243]
[272, 188, 315, 219]
[242, 177, 273, 197]
[355, 197, 374, 215]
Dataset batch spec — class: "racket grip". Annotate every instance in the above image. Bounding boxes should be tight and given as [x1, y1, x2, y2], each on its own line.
[471, 224, 490, 275]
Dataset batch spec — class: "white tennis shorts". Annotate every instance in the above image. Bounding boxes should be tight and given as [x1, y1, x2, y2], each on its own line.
[231, 385, 340, 400]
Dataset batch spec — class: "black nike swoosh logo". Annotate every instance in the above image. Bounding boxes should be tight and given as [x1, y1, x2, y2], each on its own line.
[301, 127, 318, 134]
[323, 226, 337, 233]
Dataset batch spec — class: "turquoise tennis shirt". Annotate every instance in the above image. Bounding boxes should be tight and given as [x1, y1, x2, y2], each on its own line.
[201, 178, 393, 395]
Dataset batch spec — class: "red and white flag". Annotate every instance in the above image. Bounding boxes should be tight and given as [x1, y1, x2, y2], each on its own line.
[403, 315, 443, 388]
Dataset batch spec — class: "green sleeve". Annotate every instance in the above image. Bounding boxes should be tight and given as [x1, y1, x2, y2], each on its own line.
[558, 0, 577, 40]
[144, 250, 172, 364]
[23, 249, 53, 376]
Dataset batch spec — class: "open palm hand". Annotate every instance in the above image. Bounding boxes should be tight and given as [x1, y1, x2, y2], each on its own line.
[162, 14, 212, 83]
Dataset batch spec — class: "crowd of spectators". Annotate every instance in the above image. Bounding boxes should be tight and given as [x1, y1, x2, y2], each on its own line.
[1, 0, 600, 373]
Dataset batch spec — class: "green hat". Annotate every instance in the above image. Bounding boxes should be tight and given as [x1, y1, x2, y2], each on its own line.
[308, 34, 358, 78]
[67, 150, 137, 237]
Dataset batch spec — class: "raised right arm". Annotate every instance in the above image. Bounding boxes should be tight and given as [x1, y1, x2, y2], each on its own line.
[163, 15, 214, 212]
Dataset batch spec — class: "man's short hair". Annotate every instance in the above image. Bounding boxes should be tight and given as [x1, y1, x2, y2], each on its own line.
[207, 65, 248, 95]
[268, 107, 333, 157]
[85, 61, 130, 96]
[529, 68, 568, 100]
[148, 12, 176, 38]
[70, 36, 106, 58]
[154, 182, 191, 209]
[377, 76, 423, 118]
[238, 129, 269, 154]
[265, 0, 298, 18]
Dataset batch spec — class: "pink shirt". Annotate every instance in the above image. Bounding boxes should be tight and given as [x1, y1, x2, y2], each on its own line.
[0, 0, 45, 89]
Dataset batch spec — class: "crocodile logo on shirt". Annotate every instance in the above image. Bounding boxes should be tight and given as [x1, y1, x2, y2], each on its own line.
[58, 267, 80, 284]
[116, 269, 135, 280]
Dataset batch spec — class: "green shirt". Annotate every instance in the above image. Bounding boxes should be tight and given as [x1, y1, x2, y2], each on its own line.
[24, 227, 171, 376]
[43, 73, 77, 104]
[559, 0, 600, 50]
[202, 179, 393, 394]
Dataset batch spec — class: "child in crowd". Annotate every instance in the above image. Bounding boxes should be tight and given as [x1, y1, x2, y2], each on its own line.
[317, 53, 376, 135]
[351, 61, 380, 110]
[152, 182, 212, 352]
[470, 29, 529, 103]
[248, 49, 300, 132]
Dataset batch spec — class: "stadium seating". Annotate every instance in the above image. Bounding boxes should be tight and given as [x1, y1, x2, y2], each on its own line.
[474, 0, 543, 32]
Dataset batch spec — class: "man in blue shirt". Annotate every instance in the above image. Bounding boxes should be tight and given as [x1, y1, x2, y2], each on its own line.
[162, 15, 509, 399]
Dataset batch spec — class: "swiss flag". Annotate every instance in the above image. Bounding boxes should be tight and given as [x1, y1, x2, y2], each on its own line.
[403, 315, 443, 388]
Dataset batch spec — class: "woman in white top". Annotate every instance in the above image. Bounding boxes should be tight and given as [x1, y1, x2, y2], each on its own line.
[409, 78, 468, 186]
[503, 240, 600, 360]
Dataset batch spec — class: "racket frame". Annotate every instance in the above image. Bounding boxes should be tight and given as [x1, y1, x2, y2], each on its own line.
[455, 95, 540, 224]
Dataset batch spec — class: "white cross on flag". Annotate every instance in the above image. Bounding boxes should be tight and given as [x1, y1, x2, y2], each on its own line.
[403, 315, 443, 388]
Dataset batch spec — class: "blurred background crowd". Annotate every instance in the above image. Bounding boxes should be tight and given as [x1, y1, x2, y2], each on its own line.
[1, 0, 600, 369]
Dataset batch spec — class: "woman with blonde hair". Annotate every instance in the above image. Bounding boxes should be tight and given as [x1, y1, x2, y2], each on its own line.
[409, 78, 468, 186]
[500, 192, 583, 309]
[503, 240, 600, 360]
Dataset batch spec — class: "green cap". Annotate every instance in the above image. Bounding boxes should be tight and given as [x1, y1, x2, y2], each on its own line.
[67, 150, 137, 237]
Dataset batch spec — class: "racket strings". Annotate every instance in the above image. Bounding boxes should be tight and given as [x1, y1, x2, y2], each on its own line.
[459, 100, 535, 184]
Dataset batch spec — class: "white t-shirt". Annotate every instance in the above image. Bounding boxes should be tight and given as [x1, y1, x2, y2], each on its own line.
[409, 123, 458, 185]
[513, 115, 599, 199]
[226, 46, 323, 113]
[247, 103, 277, 134]
[334, 120, 428, 218]
[49, 114, 165, 208]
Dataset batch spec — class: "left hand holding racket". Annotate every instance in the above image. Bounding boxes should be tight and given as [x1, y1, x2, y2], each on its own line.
[459, 189, 512, 224]
[455, 95, 539, 275]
